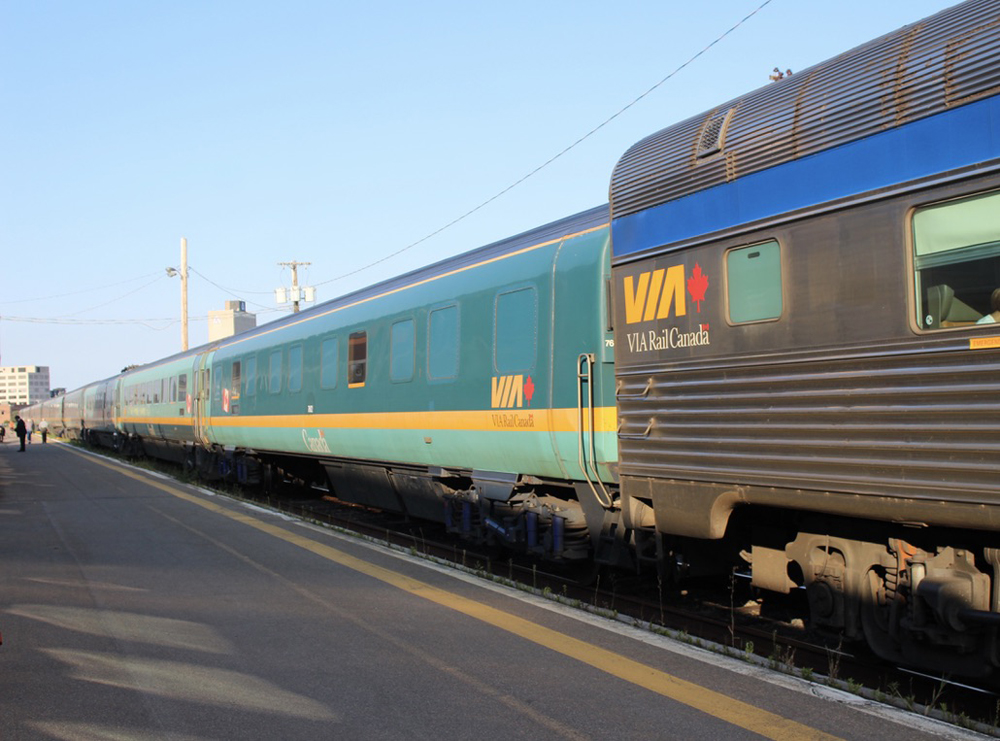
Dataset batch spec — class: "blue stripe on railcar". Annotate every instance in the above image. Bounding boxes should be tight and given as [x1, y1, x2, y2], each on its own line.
[611, 95, 1000, 260]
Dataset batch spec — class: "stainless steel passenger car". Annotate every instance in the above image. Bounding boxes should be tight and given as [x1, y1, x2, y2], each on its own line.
[609, 0, 1000, 675]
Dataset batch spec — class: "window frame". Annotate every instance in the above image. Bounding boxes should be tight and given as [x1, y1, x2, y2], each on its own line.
[910, 188, 1000, 332]
[288, 344, 303, 393]
[320, 336, 339, 390]
[245, 356, 257, 397]
[427, 303, 460, 381]
[390, 318, 415, 384]
[725, 239, 784, 325]
[268, 349, 282, 394]
[494, 285, 538, 374]
[348, 331, 367, 388]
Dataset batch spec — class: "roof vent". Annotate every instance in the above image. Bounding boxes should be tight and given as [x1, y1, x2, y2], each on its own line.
[697, 107, 735, 159]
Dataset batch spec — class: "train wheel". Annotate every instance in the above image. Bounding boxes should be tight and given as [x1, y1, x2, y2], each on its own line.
[860, 567, 904, 664]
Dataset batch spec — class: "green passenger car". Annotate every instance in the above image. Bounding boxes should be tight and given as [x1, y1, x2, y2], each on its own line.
[195, 206, 618, 559]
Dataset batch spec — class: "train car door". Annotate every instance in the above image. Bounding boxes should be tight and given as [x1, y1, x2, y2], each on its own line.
[193, 350, 214, 447]
[551, 228, 617, 490]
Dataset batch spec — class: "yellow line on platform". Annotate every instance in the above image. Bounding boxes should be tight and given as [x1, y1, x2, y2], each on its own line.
[68, 447, 841, 741]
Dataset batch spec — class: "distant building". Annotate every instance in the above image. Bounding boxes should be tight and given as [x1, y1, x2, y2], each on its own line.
[0, 365, 50, 406]
[50, 387, 66, 398]
[208, 300, 256, 342]
[0, 403, 25, 428]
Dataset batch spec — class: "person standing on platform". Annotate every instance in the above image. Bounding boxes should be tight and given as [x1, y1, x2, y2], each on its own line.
[14, 416, 27, 452]
[39, 419, 48, 443]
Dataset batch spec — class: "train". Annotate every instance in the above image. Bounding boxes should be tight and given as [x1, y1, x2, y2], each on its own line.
[22, 0, 1000, 679]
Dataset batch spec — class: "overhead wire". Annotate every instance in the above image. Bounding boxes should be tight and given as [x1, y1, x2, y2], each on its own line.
[313, 0, 775, 289]
[59, 274, 168, 318]
[6, 2, 774, 330]
[188, 267, 283, 313]
[0, 315, 188, 329]
[0, 274, 171, 325]
[0, 270, 165, 306]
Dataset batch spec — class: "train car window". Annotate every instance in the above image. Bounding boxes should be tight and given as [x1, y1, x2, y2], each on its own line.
[349, 331, 367, 387]
[390, 319, 415, 383]
[495, 287, 537, 373]
[320, 338, 338, 389]
[213, 368, 223, 403]
[288, 345, 303, 393]
[428, 305, 459, 380]
[232, 361, 241, 396]
[178, 374, 187, 401]
[913, 190, 1000, 330]
[726, 241, 783, 323]
[493, 287, 538, 373]
[245, 357, 256, 397]
[269, 350, 282, 394]
[170, 377, 178, 403]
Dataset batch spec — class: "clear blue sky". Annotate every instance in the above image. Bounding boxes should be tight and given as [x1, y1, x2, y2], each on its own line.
[1, 0, 959, 392]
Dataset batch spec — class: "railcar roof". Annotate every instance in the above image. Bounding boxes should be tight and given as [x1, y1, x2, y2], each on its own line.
[119, 204, 609, 372]
[610, 0, 1000, 220]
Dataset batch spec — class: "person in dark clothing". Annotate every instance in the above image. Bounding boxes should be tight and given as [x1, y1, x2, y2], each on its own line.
[14, 416, 27, 452]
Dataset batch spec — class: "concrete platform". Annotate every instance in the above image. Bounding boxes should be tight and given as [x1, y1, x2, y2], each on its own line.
[0, 440, 987, 740]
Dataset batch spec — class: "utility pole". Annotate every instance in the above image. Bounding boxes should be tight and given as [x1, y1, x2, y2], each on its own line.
[276, 261, 314, 313]
[166, 238, 190, 351]
[181, 237, 189, 350]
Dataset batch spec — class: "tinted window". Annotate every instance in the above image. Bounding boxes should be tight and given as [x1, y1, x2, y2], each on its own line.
[288, 345, 303, 392]
[269, 350, 282, 393]
[495, 287, 537, 373]
[245, 356, 256, 397]
[428, 305, 459, 379]
[727, 241, 783, 323]
[320, 338, 338, 389]
[913, 190, 1000, 330]
[349, 332, 367, 386]
[390, 319, 414, 383]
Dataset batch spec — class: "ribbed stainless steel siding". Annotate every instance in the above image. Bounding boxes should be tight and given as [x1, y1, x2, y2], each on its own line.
[616, 346, 1000, 504]
[610, 0, 1000, 219]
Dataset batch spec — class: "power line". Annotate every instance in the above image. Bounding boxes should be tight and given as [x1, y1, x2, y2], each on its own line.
[188, 267, 281, 312]
[314, 0, 774, 288]
[0, 270, 165, 305]
[59, 275, 168, 318]
[188, 266, 274, 297]
[0, 315, 188, 329]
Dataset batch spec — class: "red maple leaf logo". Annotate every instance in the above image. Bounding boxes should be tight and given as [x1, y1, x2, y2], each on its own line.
[687, 263, 709, 313]
[523, 376, 535, 405]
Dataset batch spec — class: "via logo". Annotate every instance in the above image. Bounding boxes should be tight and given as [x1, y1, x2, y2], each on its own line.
[623, 263, 709, 325]
[491, 375, 535, 409]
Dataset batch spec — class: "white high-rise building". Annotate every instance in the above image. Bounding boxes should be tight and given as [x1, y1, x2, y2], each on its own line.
[0, 366, 51, 405]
